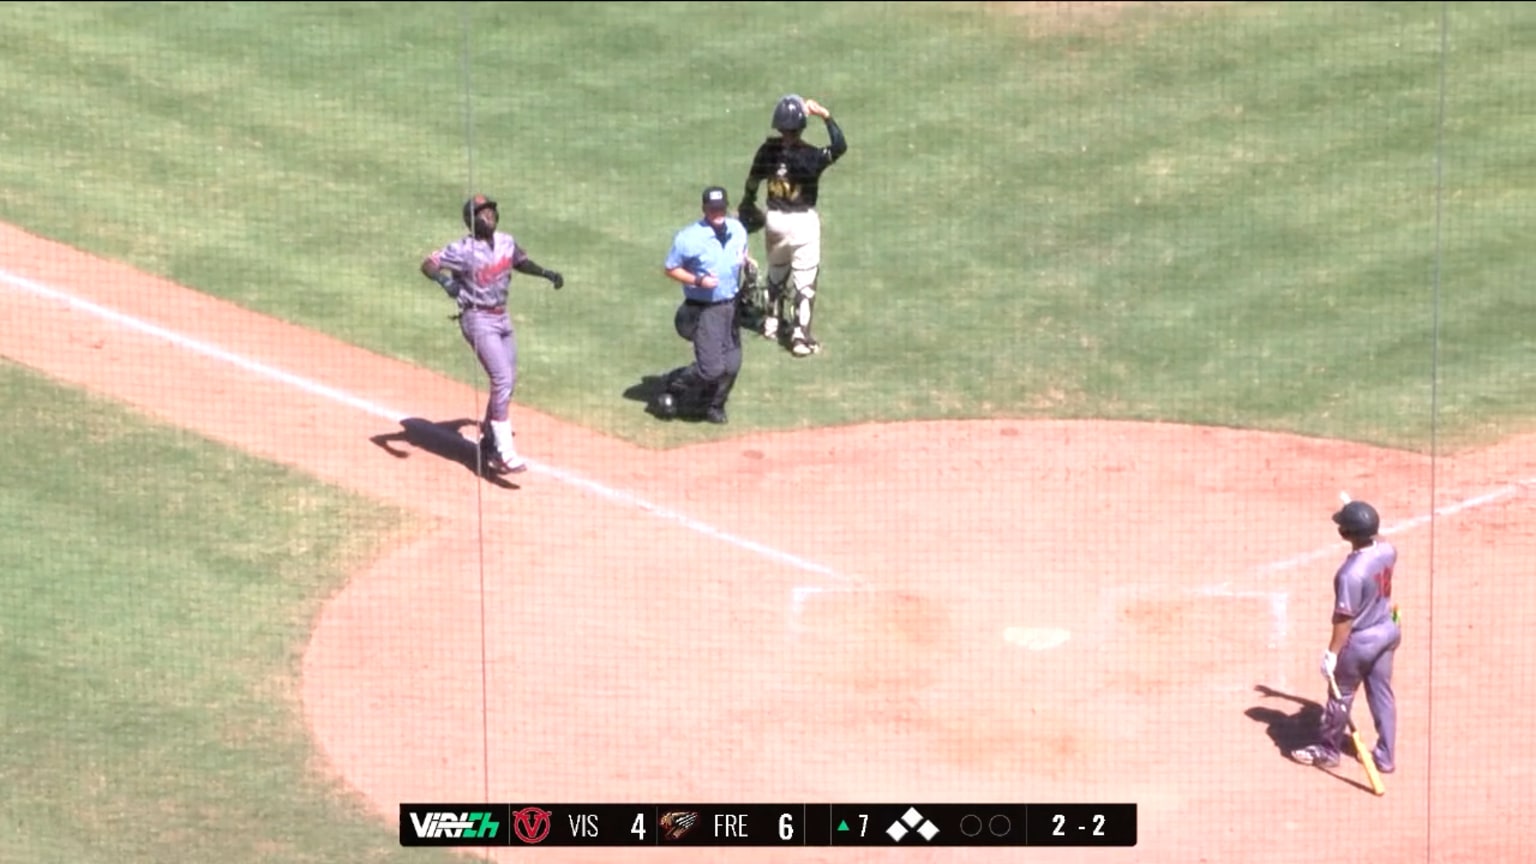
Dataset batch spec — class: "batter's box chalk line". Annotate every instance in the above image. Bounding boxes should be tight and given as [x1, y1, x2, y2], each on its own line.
[8, 271, 1533, 685]
[1102, 583, 1291, 691]
[1001, 626, 1072, 651]
[786, 585, 869, 637]
[787, 585, 1072, 652]
[1196, 584, 1290, 652]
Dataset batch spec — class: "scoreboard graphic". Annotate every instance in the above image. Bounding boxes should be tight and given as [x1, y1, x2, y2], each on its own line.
[400, 803, 1136, 848]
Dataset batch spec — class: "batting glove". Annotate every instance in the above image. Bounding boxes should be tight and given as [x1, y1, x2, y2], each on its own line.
[546, 270, 564, 290]
[1319, 650, 1337, 679]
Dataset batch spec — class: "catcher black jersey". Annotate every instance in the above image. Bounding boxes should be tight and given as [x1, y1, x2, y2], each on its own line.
[747, 119, 848, 212]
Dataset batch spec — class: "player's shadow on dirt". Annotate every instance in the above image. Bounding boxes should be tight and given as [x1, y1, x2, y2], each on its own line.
[1247, 684, 1375, 794]
[369, 417, 518, 489]
[621, 370, 712, 422]
[621, 372, 673, 418]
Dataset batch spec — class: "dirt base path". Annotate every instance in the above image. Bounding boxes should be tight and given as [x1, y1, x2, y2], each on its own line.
[3, 221, 1532, 863]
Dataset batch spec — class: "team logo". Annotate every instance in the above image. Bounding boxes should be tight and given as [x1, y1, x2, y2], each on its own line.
[512, 807, 552, 844]
[659, 810, 701, 841]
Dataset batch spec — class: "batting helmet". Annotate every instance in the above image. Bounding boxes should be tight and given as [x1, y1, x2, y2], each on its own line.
[771, 94, 808, 132]
[1332, 500, 1381, 539]
[463, 194, 497, 228]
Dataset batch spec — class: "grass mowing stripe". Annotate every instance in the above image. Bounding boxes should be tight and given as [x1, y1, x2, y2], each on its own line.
[0, 361, 450, 864]
[0, 2, 1532, 451]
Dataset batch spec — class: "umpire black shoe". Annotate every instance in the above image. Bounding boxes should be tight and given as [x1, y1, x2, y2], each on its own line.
[705, 407, 728, 425]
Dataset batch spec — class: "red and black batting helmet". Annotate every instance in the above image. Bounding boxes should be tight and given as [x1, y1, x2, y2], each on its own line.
[463, 194, 497, 228]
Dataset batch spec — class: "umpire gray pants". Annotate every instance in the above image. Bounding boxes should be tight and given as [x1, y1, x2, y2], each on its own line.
[669, 298, 742, 412]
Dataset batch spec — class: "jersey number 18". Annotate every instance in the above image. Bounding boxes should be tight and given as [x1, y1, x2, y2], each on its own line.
[1374, 565, 1394, 599]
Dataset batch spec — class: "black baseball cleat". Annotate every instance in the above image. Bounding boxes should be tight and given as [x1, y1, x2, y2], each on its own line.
[653, 392, 678, 419]
[705, 407, 727, 425]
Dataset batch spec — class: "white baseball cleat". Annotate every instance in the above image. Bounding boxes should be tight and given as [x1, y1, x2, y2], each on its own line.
[497, 449, 528, 474]
[484, 440, 527, 475]
[1289, 745, 1340, 768]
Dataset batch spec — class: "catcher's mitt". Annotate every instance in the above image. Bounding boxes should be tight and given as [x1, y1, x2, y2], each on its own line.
[741, 256, 760, 295]
[737, 202, 766, 234]
[736, 257, 768, 325]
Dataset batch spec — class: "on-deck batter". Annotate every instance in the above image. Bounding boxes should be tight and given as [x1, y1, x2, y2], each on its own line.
[1291, 499, 1401, 774]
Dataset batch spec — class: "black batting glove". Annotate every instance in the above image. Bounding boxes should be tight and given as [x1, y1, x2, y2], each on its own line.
[546, 270, 564, 290]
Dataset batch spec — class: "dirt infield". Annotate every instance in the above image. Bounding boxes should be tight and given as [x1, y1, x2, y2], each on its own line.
[2, 220, 1533, 863]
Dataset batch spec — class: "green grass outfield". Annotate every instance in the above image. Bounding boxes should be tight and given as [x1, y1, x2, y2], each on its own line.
[2, 2, 1535, 860]
[1, 1, 1532, 450]
[0, 361, 444, 864]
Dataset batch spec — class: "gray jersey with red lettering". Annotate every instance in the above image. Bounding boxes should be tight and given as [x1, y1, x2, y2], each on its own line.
[1334, 540, 1396, 631]
[428, 232, 527, 309]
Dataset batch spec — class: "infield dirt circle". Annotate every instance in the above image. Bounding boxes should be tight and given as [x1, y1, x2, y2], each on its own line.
[2, 221, 1532, 863]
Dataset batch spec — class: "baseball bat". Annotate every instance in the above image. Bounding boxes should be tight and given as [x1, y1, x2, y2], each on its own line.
[1327, 670, 1386, 796]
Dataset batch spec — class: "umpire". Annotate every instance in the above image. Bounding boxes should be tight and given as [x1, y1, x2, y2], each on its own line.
[656, 186, 753, 424]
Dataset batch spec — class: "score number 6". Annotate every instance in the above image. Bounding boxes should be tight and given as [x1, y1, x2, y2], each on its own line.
[779, 812, 795, 841]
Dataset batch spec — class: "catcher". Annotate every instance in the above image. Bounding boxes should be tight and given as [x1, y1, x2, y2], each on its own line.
[737, 94, 848, 357]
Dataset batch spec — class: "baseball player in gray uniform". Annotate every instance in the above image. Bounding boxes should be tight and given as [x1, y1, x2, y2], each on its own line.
[420, 194, 564, 475]
[1290, 500, 1401, 774]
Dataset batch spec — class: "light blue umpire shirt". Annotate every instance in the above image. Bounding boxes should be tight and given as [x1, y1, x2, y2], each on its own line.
[665, 216, 749, 305]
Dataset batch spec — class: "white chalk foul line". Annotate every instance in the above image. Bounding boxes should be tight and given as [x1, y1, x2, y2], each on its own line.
[1256, 478, 1536, 576]
[14, 266, 1532, 653]
[1216, 474, 1536, 688]
[0, 266, 852, 584]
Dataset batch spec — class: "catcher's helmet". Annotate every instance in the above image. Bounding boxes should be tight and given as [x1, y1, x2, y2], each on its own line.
[462, 194, 497, 228]
[1332, 500, 1381, 539]
[772, 94, 808, 132]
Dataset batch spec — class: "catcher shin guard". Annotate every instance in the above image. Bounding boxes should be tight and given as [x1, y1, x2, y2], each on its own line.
[788, 268, 820, 355]
[762, 272, 789, 338]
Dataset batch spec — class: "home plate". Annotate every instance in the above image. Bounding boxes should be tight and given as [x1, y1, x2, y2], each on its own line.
[1002, 626, 1071, 650]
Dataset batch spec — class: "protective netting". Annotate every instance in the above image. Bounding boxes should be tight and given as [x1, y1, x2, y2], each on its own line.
[1, 3, 1532, 863]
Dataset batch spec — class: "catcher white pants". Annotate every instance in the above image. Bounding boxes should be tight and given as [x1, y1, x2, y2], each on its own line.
[764, 208, 822, 340]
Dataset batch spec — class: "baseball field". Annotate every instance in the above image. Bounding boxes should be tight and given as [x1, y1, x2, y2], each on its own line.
[2, 1, 1534, 862]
